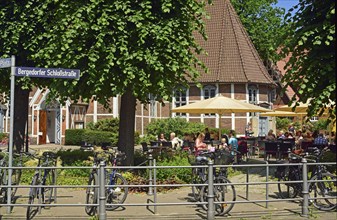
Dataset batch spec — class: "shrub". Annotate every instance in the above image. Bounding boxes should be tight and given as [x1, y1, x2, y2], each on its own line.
[312, 118, 329, 132]
[139, 134, 157, 144]
[155, 151, 192, 183]
[82, 130, 118, 147]
[65, 129, 118, 146]
[0, 133, 8, 146]
[145, 117, 207, 140]
[0, 132, 8, 140]
[56, 149, 93, 166]
[65, 129, 85, 145]
[86, 118, 119, 133]
[276, 118, 292, 132]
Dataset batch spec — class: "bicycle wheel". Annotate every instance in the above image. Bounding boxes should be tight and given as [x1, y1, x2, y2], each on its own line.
[309, 173, 337, 211]
[191, 167, 205, 201]
[0, 162, 7, 203]
[277, 166, 299, 199]
[42, 169, 55, 204]
[85, 172, 98, 216]
[11, 168, 22, 199]
[26, 175, 40, 220]
[106, 172, 128, 211]
[200, 176, 236, 216]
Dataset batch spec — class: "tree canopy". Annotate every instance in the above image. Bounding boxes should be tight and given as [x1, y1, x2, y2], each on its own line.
[0, 0, 212, 163]
[230, 0, 286, 63]
[280, 0, 335, 122]
[0, 0, 210, 105]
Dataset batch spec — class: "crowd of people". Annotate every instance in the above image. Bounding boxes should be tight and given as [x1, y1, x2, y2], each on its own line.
[152, 123, 335, 160]
[264, 123, 335, 153]
[155, 128, 239, 158]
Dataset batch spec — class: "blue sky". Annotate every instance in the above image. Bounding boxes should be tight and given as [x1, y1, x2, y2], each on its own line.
[275, 0, 299, 12]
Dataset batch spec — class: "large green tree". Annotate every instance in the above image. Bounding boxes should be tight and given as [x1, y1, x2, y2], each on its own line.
[0, 0, 211, 164]
[230, 0, 286, 64]
[280, 0, 335, 122]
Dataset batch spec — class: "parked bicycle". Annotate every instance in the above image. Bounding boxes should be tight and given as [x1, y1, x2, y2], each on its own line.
[190, 149, 237, 215]
[275, 147, 336, 211]
[0, 150, 24, 204]
[85, 148, 128, 216]
[26, 151, 57, 220]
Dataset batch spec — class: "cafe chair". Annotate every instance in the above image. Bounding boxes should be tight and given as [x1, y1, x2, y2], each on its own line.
[80, 141, 94, 151]
[264, 141, 278, 161]
[301, 141, 313, 152]
[101, 142, 111, 150]
[141, 142, 149, 153]
[150, 141, 159, 147]
[238, 140, 248, 160]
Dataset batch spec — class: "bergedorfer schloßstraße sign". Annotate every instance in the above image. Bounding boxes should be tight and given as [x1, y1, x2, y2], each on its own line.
[15, 67, 80, 79]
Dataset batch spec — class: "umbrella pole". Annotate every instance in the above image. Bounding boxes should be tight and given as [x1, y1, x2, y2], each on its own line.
[328, 121, 332, 144]
[218, 114, 222, 140]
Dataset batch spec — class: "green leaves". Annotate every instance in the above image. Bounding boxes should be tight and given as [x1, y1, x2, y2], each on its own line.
[281, 0, 336, 122]
[231, 0, 286, 63]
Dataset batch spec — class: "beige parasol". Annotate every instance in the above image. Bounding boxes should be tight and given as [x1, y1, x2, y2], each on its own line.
[260, 111, 304, 117]
[274, 101, 309, 113]
[172, 94, 272, 137]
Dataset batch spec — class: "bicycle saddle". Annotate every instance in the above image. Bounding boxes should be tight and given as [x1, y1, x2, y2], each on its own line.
[42, 151, 57, 159]
[196, 156, 209, 163]
[289, 153, 302, 163]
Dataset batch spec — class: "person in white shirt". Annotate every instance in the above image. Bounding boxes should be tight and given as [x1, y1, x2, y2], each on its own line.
[170, 132, 183, 149]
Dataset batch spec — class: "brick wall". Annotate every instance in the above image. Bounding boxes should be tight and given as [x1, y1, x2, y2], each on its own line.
[219, 84, 231, 97]
[189, 85, 201, 101]
[234, 84, 246, 100]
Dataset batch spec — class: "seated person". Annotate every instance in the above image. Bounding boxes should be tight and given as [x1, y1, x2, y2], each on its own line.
[158, 133, 167, 142]
[195, 132, 207, 153]
[314, 132, 328, 146]
[277, 130, 286, 139]
[170, 132, 183, 149]
[265, 129, 276, 141]
[302, 131, 314, 142]
[220, 133, 229, 150]
[204, 128, 211, 141]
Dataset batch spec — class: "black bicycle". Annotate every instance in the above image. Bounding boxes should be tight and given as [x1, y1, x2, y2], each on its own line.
[199, 149, 236, 216]
[190, 149, 236, 215]
[190, 150, 210, 201]
[0, 150, 24, 204]
[26, 151, 57, 220]
[85, 149, 128, 216]
[276, 147, 336, 211]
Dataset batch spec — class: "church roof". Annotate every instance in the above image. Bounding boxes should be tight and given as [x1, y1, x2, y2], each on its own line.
[195, 0, 276, 85]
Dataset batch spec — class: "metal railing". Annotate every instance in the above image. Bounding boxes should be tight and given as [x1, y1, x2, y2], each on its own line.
[0, 155, 336, 220]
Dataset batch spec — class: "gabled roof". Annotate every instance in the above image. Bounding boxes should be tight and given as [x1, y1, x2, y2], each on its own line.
[195, 0, 275, 85]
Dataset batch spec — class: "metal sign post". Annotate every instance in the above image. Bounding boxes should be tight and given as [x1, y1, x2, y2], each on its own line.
[7, 55, 15, 213]
[1, 57, 80, 213]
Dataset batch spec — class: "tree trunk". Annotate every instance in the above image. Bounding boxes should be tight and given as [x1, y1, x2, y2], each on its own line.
[118, 89, 136, 166]
[13, 84, 30, 153]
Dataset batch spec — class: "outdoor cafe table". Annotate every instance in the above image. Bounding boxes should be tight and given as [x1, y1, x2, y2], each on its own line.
[263, 139, 295, 161]
[149, 141, 171, 154]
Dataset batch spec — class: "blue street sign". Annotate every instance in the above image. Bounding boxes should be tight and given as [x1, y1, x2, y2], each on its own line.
[0, 58, 11, 68]
[15, 67, 80, 79]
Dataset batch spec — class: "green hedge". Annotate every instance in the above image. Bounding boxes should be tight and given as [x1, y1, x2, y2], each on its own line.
[82, 130, 118, 146]
[65, 129, 117, 146]
[145, 117, 207, 140]
[65, 129, 86, 145]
